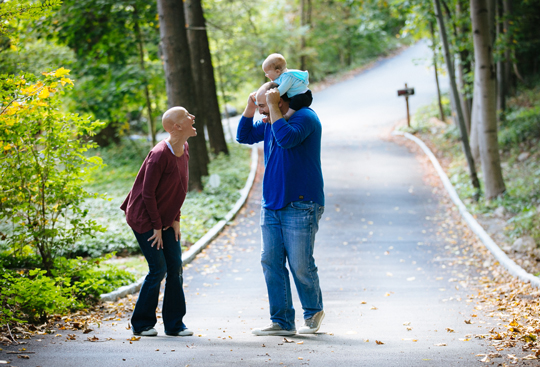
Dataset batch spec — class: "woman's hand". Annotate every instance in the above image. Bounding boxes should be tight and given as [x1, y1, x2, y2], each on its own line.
[148, 228, 163, 250]
[171, 220, 181, 242]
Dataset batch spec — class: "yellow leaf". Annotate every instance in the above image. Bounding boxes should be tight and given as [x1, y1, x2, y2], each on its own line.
[54, 67, 71, 77]
[3, 144, 11, 151]
[38, 87, 50, 99]
[60, 77, 74, 86]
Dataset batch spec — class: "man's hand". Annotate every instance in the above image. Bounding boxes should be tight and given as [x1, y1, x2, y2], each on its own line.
[265, 88, 281, 107]
[148, 228, 163, 250]
[265, 88, 284, 124]
[242, 91, 257, 118]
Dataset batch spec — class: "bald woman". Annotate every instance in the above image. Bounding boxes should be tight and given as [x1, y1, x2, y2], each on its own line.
[121, 107, 197, 337]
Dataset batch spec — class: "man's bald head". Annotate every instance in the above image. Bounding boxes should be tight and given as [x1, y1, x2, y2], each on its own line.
[162, 107, 188, 132]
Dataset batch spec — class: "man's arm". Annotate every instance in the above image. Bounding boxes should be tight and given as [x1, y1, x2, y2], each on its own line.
[236, 92, 265, 144]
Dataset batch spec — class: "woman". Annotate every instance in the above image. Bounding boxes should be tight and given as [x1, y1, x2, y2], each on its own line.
[120, 106, 197, 337]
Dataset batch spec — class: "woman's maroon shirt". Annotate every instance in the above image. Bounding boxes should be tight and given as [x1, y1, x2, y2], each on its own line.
[120, 140, 189, 233]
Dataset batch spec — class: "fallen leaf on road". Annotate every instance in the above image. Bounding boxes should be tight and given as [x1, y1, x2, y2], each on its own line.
[83, 328, 93, 334]
[298, 357, 303, 360]
[283, 338, 294, 343]
[375, 340, 384, 345]
[523, 355, 538, 360]
[406, 327, 412, 331]
[363, 339, 369, 342]
[434, 343, 446, 346]
[446, 328, 455, 333]
[360, 301, 367, 304]
[480, 356, 490, 363]
[412, 339, 418, 342]
[17, 355, 30, 359]
[370, 306, 378, 310]
[127, 336, 140, 342]
[464, 320, 472, 324]
[403, 322, 411, 326]
[66, 334, 76, 340]
[296, 341, 303, 344]
[87, 336, 100, 342]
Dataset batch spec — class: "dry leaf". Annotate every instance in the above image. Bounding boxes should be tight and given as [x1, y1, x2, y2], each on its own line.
[434, 343, 446, 346]
[445, 328, 455, 333]
[375, 340, 384, 345]
[283, 338, 294, 343]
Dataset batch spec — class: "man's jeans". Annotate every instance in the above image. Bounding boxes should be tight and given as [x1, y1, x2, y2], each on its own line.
[260, 201, 324, 330]
[131, 228, 187, 335]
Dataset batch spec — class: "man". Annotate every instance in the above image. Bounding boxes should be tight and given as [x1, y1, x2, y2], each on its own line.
[236, 82, 325, 336]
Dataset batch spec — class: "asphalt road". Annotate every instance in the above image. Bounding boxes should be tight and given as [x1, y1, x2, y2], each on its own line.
[4, 42, 500, 366]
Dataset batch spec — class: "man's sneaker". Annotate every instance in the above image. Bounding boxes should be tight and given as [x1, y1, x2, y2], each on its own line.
[252, 322, 296, 336]
[166, 328, 193, 337]
[298, 310, 325, 334]
[132, 328, 158, 336]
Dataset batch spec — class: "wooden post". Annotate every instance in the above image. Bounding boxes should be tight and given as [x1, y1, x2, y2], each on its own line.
[405, 83, 410, 127]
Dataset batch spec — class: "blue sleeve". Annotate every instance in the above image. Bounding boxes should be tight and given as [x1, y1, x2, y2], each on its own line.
[236, 115, 265, 144]
[277, 75, 294, 97]
[271, 113, 314, 149]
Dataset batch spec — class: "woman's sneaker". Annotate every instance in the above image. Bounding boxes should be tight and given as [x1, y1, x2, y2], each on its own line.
[298, 310, 325, 334]
[132, 328, 158, 336]
[252, 322, 297, 336]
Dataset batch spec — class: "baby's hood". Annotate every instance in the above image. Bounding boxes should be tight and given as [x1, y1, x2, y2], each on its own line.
[288, 69, 309, 83]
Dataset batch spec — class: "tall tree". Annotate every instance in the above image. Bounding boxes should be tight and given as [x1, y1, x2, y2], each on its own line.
[470, 0, 506, 199]
[185, 0, 228, 156]
[157, 0, 207, 191]
[429, 21, 445, 122]
[433, 0, 480, 195]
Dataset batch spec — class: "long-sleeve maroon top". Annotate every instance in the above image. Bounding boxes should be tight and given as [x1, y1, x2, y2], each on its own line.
[121, 140, 189, 234]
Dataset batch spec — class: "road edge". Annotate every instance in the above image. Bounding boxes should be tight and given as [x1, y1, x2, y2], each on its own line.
[100, 145, 259, 302]
[392, 130, 540, 288]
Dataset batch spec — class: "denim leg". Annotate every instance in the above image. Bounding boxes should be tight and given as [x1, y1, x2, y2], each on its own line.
[131, 229, 167, 333]
[282, 201, 324, 319]
[260, 207, 295, 330]
[161, 227, 187, 334]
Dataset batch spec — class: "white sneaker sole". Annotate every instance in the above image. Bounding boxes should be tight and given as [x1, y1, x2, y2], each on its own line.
[252, 329, 297, 336]
[298, 312, 325, 334]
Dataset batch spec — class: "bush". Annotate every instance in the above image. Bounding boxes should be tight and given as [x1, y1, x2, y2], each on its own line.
[0, 69, 106, 272]
[0, 254, 136, 325]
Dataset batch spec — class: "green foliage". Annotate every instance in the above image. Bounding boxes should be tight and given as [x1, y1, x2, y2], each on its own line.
[0, 0, 61, 38]
[0, 254, 136, 324]
[0, 69, 106, 271]
[2, 268, 76, 323]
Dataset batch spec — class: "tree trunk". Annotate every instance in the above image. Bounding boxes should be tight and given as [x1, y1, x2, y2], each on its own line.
[185, 0, 229, 156]
[433, 0, 481, 193]
[456, 0, 472, 134]
[470, 0, 506, 199]
[470, 62, 481, 165]
[157, 0, 206, 191]
[300, 0, 312, 71]
[133, 5, 156, 147]
[496, 0, 505, 114]
[502, 0, 513, 97]
[429, 21, 445, 122]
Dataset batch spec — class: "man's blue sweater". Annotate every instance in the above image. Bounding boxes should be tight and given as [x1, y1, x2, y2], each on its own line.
[236, 107, 324, 210]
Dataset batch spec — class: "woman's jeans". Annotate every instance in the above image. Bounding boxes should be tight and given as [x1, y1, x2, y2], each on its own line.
[260, 201, 324, 330]
[131, 228, 187, 334]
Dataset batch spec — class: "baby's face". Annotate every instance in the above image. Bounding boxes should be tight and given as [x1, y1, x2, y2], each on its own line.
[263, 66, 281, 81]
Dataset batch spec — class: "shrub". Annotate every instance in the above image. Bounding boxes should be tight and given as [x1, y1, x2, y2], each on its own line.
[0, 69, 106, 272]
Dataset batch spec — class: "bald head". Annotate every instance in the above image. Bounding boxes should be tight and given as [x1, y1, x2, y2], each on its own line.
[162, 106, 188, 132]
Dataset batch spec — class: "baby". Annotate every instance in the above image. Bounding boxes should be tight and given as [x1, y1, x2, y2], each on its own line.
[262, 53, 313, 120]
